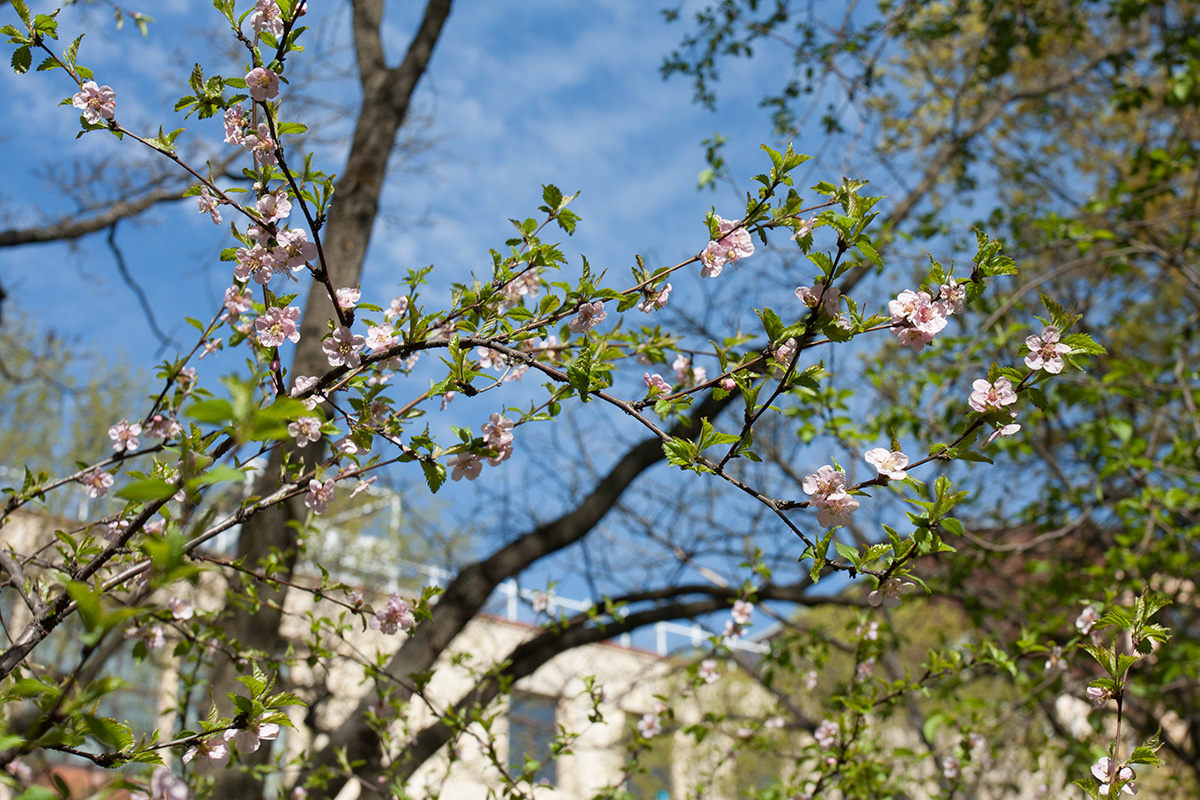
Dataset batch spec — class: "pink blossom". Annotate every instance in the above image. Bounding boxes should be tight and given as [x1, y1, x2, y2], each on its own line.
[385, 296, 410, 321]
[857, 620, 879, 640]
[223, 721, 280, 754]
[196, 186, 222, 225]
[1044, 645, 1065, 672]
[241, 123, 278, 165]
[127, 624, 166, 651]
[1086, 685, 1113, 709]
[700, 215, 755, 277]
[1091, 757, 1136, 796]
[698, 659, 719, 684]
[145, 414, 182, 439]
[223, 285, 253, 320]
[968, 377, 1017, 413]
[984, 421, 1022, 445]
[637, 712, 662, 738]
[644, 373, 671, 394]
[304, 478, 334, 514]
[273, 228, 317, 270]
[288, 416, 322, 446]
[370, 593, 415, 634]
[803, 670, 818, 691]
[79, 468, 114, 498]
[448, 452, 482, 481]
[108, 419, 142, 452]
[816, 492, 859, 527]
[223, 106, 246, 145]
[765, 716, 785, 730]
[940, 278, 966, 314]
[476, 346, 505, 369]
[942, 755, 961, 780]
[71, 81, 116, 124]
[246, 67, 281, 102]
[568, 301, 607, 333]
[501, 268, 541, 308]
[249, 0, 284, 37]
[482, 413, 514, 465]
[773, 338, 798, 378]
[636, 282, 672, 313]
[732, 599, 753, 625]
[322, 326, 366, 368]
[864, 448, 908, 480]
[868, 576, 917, 608]
[335, 287, 361, 310]
[791, 215, 816, 241]
[814, 720, 839, 749]
[796, 283, 840, 318]
[255, 305, 302, 347]
[199, 338, 221, 359]
[234, 244, 275, 284]
[366, 323, 396, 353]
[256, 189, 291, 223]
[531, 591, 550, 613]
[147, 767, 189, 800]
[167, 597, 194, 620]
[1025, 326, 1071, 374]
[1076, 604, 1100, 634]
[802, 465, 846, 501]
[291, 375, 318, 396]
[855, 657, 875, 682]
[183, 736, 229, 767]
[350, 477, 376, 497]
[720, 376, 736, 391]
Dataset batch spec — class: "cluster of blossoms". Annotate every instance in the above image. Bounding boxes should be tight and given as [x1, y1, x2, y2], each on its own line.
[968, 375, 1021, 444]
[888, 281, 963, 351]
[723, 599, 754, 640]
[636, 281, 671, 313]
[1091, 757, 1137, 796]
[501, 267, 541, 308]
[795, 282, 841, 319]
[814, 719, 839, 750]
[449, 414, 516, 480]
[802, 465, 859, 528]
[673, 354, 707, 387]
[370, 593, 415, 634]
[482, 413, 515, 464]
[868, 576, 916, 608]
[698, 658, 720, 684]
[71, 81, 116, 125]
[700, 215, 755, 277]
[126, 624, 166, 652]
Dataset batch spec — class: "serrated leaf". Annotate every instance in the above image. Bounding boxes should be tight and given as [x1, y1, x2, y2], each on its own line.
[11, 45, 31, 73]
[421, 460, 446, 493]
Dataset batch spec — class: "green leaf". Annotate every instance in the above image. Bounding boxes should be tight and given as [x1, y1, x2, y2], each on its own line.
[421, 460, 446, 494]
[11, 45, 31, 73]
[116, 479, 178, 502]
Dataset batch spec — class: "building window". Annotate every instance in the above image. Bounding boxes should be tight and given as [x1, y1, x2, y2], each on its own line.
[507, 693, 558, 786]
